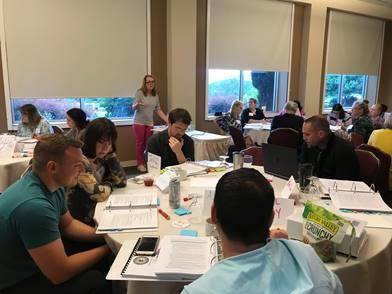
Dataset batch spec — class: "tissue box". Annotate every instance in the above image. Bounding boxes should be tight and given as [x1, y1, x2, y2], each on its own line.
[287, 210, 368, 257]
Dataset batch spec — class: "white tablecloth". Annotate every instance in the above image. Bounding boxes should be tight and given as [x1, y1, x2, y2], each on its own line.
[0, 156, 31, 192]
[188, 132, 230, 161]
[94, 167, 392, 294]
[243, 123, 271, 145]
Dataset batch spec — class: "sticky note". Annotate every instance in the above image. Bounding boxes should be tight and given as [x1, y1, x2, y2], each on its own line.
[174, 207, 191, 216]
[180, 229, 198, 237]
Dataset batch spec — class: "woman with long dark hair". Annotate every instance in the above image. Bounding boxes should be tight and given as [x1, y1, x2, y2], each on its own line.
[65, 108, 89, 140]
[67, 117, 127, 226]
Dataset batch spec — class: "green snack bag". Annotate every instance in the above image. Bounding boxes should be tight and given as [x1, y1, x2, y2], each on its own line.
[302, 202, 353, 262]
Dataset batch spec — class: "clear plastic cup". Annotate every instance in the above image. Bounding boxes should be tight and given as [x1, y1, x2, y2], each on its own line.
[243, 155, 253, 168]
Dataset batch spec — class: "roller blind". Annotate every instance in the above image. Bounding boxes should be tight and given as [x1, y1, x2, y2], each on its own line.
[2, 0, 148, 98]
[326, 10, 384, 75]
[208, 0, 293, 72]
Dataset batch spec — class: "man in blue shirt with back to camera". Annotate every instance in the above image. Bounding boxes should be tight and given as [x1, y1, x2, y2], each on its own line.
[182, 168, 343, 294]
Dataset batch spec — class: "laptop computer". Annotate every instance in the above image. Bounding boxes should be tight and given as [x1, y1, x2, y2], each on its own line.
[262, 143, 299, 180]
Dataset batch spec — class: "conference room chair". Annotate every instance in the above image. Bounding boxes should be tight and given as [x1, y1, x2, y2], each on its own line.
[355, 149, 380, 188]
[229, 126, 247, 151]
[350, 132, 364, 148]
[52, 125, 64, 134]
[242, 146, 263, 166]
[268, 128, 301, 149]
[358, 144, 392, 207]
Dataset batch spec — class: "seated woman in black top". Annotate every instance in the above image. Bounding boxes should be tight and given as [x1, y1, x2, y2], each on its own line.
[240, 98, 265, 127]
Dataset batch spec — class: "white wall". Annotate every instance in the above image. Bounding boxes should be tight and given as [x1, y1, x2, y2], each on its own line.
[167, 0, 197, 124]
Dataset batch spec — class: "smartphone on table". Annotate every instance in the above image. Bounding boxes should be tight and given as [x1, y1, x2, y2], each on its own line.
[135, 236, 160, 256]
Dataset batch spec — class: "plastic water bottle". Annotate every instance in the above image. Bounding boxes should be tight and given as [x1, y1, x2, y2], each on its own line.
[169, 178, 181, 209]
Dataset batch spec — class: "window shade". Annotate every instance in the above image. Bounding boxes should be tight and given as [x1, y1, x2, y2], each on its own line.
[326, 10, 384, 75]
[207, 0, 293, 72]
[2, 0, 148, 98]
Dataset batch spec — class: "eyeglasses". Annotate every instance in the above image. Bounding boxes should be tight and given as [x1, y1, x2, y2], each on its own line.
[146, 80, 155, 84]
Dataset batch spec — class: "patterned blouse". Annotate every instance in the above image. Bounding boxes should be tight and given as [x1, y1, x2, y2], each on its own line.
[17, 119, 53, 138]
[66, 152, 127, 226]
[215, 113, 242, 133]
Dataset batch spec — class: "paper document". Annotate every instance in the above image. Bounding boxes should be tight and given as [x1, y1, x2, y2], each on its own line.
[147, 152, 161, 177]
[0, 135, 17, 158]
[319, 178, 372, 194]
[330, 191, 392, 213]
[152, 236, 217, 280]
[97, 208, 158, 232]
[106, 191, 158, 209]
[167, 162, 207, 176]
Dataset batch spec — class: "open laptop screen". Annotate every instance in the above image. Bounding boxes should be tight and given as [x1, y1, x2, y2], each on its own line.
[262, 143, 299, 180]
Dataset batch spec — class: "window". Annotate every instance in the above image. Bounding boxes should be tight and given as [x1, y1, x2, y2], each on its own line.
[11, 97, 134, 125]
[207, 69, 286, 116]
[323, 74, 367, 109]
[206, 0, 293, 118]
[1, 0, 149, 129]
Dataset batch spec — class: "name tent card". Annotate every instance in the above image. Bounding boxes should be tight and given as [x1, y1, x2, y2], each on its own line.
[147, 152, 161, 177]
[271, 198, 294, 228]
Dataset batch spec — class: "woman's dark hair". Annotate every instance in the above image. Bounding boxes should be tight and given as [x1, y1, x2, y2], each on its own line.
[332, 103, 345, 120]
[19, 104, 42, 129]
[82, 118, 117, 158]
[381, 104, 388, 115]
[66, 108, 89, 130]
[293, 100, 303, 113]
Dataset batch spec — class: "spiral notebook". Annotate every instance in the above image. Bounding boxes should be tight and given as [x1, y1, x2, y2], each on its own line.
[107, 236, 218, 281]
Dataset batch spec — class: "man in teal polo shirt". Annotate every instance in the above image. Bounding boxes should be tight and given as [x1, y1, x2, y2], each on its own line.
[0, 134, 112, 294]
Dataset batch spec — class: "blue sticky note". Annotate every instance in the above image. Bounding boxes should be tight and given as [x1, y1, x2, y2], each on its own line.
[174, 207, 191, 216]
[180, 229, 198, 237]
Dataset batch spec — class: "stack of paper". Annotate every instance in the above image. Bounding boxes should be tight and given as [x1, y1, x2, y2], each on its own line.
[110, 236, 217, 281]
[319, 178, 372, 195]
[97, 191, 158, 232]
[105, 191, 158, 209]
[167, 162, 207, 176]
[330, 191, 392, 213]
[152, 236, 217, 280]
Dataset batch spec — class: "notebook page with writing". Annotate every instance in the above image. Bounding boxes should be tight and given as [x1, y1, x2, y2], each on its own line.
[152, 236, 217, 280]
[97, 208, 158, 232]
[330, 191, 392, 213]
[105, 191, 158, 209]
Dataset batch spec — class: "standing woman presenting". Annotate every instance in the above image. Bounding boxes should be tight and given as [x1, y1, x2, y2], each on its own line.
[133, 74, 168, 172]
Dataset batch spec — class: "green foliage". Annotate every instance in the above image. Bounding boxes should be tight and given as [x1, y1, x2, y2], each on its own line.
[251, 72, 275, 111]
[208, 78, 240, 97]
[324, 74, 365, 109]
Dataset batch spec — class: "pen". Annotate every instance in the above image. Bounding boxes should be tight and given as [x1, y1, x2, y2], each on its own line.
[158, 208, 170, 220]
[97, 228, 125, 232]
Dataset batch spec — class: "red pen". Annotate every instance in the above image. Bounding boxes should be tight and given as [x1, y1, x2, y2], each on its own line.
[158, 208, 170, 220]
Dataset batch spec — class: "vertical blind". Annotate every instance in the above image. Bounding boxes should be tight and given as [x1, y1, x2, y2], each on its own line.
[326, 10, 384, 75]
[2, 0, 148, 98]
[208, 0, 293, 72]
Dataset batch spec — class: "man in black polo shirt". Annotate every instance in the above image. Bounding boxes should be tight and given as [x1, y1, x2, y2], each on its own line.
[147, 108, 194, 169]
[301, 115, 359, 180]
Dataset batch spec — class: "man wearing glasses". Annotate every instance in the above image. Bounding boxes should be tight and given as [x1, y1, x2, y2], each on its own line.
[147, 108, 194, 169]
